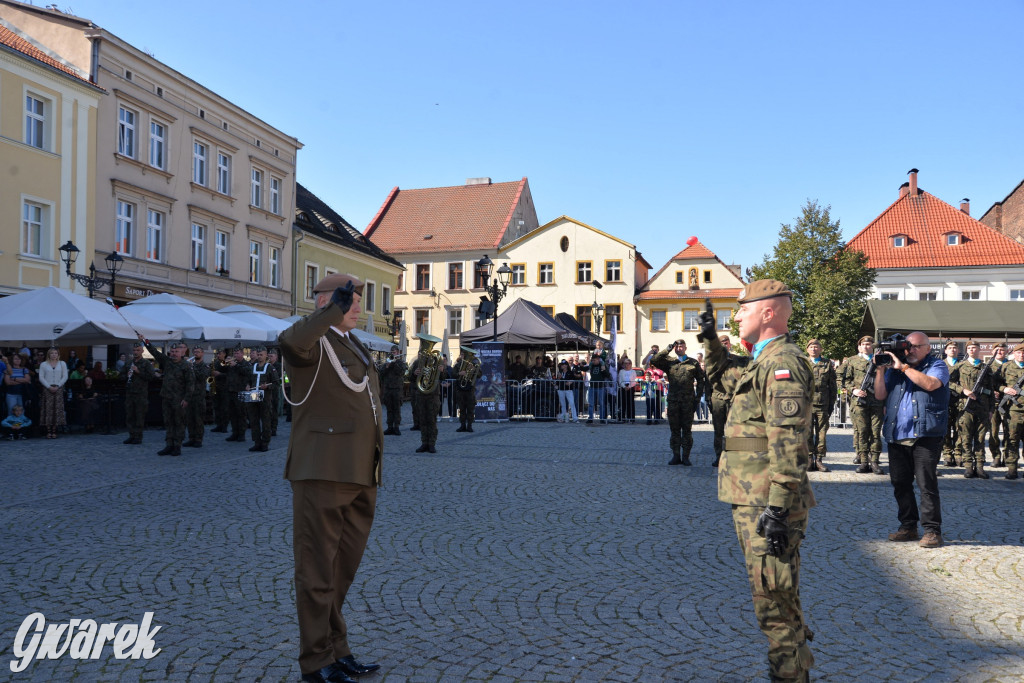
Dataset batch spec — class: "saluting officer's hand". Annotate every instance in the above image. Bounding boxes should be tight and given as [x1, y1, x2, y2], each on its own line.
[331, 280, 356, 315]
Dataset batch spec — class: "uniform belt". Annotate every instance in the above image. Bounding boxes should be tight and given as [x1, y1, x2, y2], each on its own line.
[724, 436, 769, 452]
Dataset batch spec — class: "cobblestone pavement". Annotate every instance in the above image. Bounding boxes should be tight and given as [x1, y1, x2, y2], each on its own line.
[1, 412, 1022, 682]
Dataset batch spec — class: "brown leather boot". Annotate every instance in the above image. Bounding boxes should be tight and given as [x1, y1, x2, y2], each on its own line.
[815, 456, 830, 472]
[964, 463, 977, 478]
[1006, 464, 1018, 480]
[977, 463, 989, 479]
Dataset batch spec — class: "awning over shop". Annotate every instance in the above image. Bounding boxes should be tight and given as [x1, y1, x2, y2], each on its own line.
[860, 301, 1024, 340]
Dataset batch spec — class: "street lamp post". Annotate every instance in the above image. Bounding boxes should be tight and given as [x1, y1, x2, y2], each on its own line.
[590, 279, 604, 336]
[58, 240, 124, 299]
[477, 254, 512, 342]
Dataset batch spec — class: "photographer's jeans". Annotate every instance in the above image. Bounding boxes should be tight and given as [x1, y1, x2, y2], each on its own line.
[888, 436, 942, 534]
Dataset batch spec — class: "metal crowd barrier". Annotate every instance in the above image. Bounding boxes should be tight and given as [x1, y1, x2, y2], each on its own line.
[506, 379, 672, 423]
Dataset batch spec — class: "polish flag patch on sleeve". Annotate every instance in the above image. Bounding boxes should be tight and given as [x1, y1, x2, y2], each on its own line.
[774, 368, 791, 380]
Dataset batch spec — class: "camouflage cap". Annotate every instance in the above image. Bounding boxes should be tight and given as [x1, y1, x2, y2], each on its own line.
[313, 273, 364, 295]
[737, 279, 793, 304]
[858, 335, 874, 345]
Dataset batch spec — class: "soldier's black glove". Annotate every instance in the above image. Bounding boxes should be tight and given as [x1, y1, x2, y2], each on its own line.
[695, 298, 716, 342]
[331, 280, 356, 314]
[756, 506, 790, 557]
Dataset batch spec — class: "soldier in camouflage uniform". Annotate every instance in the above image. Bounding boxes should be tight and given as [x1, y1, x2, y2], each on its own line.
[245, 345, 278, 452]
[651, 339, 706, 466]
[122, 341, 156, 444]
[950, 340, 996, 478]
[702, 333, 748, 468]
[805, 339, 836, 473]
[408, 356, 423, 432]
[988, 343, 1007, 467]
[997, 343, 1024, 480]
[411, 336, 441, 453]
[224, 346, 252, 442]
[267, 348, 281, 437]
[183, 345, 210, 448]
[210, 349, 230, 433]
[940, 340, 961, 466]
[713, 279, 815, 683]
[143, 338, 195, 457]
[378, 345, 407, 435]
[840, 336, 885, 475]
[454, 346, 481, 432]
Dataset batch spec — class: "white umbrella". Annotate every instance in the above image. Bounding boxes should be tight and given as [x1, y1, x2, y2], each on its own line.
[398, 320, 408, 357]
[365, 312, 376, 335]
[0, 287, 178, 345]
[440, 326, 452, 365]
[215, 305, 289, 342]
[351, 328, 396, 353]
[124, 293, 266, 343]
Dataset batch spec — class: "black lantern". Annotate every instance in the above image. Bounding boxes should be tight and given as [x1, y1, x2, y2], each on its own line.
[59, 239, 123, 299]
[477, 254, 512, 342]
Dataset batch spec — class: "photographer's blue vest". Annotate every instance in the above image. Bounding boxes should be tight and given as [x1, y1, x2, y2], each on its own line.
[882, 353, 949, 441]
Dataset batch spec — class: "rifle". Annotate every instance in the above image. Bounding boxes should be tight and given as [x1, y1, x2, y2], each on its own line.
[997, 371, 1024, 417]
[855, 360, 877, 407]
[962, 356, 996, 412]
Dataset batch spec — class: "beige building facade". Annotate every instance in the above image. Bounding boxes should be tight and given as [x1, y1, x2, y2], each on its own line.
[0, 18, 101, 296]
[0, 1, 302, 315]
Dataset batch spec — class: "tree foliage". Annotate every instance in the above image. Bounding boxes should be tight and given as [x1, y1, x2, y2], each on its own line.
[746, 200, 875, 359]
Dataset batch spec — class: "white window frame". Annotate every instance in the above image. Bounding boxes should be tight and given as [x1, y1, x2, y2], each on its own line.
[217, 153, 231, 195]
[249, 240, 262, 284]
[364, 280, 376, 312]
[605, 260, 621, 282]
[879, 291, 899, 300]
[193, 140, 208, 185]
[191, 223, 206, 270]
[382, 285, 392, 315]
[447, 307, 463, 336]
[251, 168, 263, 207]
[684, 310, 700, 331]
[961, 290, 981, 301]
[415, 263, 431, 291]
[716, 309, 731, 330]
[510, 264, 525, 286]
[118, 106, 136, 157]
[270, 176, 281, 215]
[215, 230, 229, 274]
[145, 209, 163, 262]
[893, 236, 906, 248]
[304, 263, 319, 301]
[115, 200, 134, 256]
[650, 309, 667, 332]
[149, 120, 166, 169]
[917, 290, 938, 301]
[1010, 288, 1024, 301]
[946, 233, 960, 246]
[538, 263, 554, 285]
[21, 199, 47, 257]
[269, 247, 281, 288]
[414, 309, 430, 335]
[25, 94, 47, 149]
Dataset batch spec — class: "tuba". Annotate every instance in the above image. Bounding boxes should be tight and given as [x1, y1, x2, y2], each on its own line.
[415, 333, 443, 393]
[457, 345, 481, 389]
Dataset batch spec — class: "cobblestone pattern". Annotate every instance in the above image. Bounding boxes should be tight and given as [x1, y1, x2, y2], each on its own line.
[0, 413, 1022, 682]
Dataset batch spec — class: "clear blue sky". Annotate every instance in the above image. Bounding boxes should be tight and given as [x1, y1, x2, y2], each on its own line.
[64, 0, 1024, 275]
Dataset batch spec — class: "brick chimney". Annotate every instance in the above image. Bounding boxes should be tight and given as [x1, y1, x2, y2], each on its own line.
[960, 198, 970, 215]
[908, 168, 919, 196]
[466, 177, 492, 186]
[899, 181, 910, 198]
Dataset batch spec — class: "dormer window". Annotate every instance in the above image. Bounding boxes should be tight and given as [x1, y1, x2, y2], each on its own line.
[946, 233, 961, 246]
[892, 235, 907, 248]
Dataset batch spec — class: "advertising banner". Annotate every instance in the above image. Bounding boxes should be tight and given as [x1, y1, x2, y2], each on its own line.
[474, 342, 507, 421]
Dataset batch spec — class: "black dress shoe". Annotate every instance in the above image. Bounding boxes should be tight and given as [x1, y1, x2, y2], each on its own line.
[335, 654, 381, 677]
[171, 447, 182, 456]
[300, 664, 357, 683]
[455, 426, 466, 432]
[249, 443, 261, 452]
[427, 445, 436, 454]
[258, 444, 269, 452]
[466, 426, 473, 432]
[415, 444, 429, 453]
[157, 446, 173, 456]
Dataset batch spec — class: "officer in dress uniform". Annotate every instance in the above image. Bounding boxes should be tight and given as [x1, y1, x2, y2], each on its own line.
[143, 338, 195, 457]
[225, 346, 252, 443]
[184, 345, 210, 448]
[950, 340, 996, 479]
[454, 345, 481, 432]
[651, 339, 706, 465]
[997, 342, 1024, 480]
[805, 339, 837, 473]
[988, 343, 1008, 467]
[122, 341, 156, 445]
[840, 336, 885, 475]
[378, 345, 407, 436]
[246, 345, 279, 452]
[210, 348, 230, 433]
[715, 279, 815, 682]
[941, 340, 961, 466]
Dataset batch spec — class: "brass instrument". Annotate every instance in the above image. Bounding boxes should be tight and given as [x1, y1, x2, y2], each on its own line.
[415, 333, 443, 394]
[457, 345, 481, 389]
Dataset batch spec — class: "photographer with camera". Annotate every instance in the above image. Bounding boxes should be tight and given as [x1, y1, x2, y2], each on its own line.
[873, 331, 949, 549]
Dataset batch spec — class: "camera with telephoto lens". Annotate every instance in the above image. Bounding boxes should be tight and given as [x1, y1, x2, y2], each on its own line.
[873, 333, 912, 365]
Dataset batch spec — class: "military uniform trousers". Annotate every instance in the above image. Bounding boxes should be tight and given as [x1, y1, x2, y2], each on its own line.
[711, 396, 730, 458]
[187, 394, 206, 444]
[248, 398, 274, 445]
[456, 388, 476, 427]
[957, 408, 990, 466]
[1004, 413, 1023, 468]
[410, 390, 422, 429]
[989, 408, 1006, 460]
[213, 390, 230, 430]
[666, 398, 695, 457]
[125, 393, 148, 440]
[809, 406, 831, 457]
[291, 479, 376, 675]
[161, 398, 187, 448]
[229, 395, 248, 439]
[942, 403, 961, 463]
[414, 391, 440, 446]
[732, 503, 813, 682]
[851, 404, 884, 463]
[382, 389, 403, 431]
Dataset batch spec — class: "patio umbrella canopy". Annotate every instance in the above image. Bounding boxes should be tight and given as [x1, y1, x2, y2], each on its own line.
[215, 305, 290, 342]
[0, 287, 179, 345]
[124, 293, 267, 343]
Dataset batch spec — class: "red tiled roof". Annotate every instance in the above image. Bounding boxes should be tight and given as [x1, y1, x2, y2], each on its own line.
[669, 241, 717, 260]
[364, 178, 528, 254]
[0, 24, 91, 85]
[848, 188, 1024, 268]
[636, 288, 742, 301]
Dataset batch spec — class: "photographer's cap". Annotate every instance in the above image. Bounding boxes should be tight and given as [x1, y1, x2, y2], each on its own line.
[737, 279, 793, 304]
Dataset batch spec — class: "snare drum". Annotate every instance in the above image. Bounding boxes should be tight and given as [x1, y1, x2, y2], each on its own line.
[238, 389, 265, 403]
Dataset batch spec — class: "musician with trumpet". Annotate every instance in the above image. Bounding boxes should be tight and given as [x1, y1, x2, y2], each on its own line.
[210, 348, 230, 433]
[455, 345, 481, 432]
[378, 344, 407, 436]
[183, 345, 210, 448]
[225, 346, 252, 443]
[412, 333, 443, 453]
